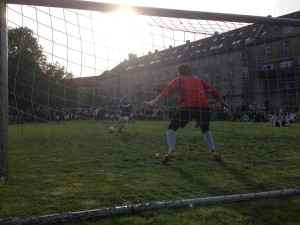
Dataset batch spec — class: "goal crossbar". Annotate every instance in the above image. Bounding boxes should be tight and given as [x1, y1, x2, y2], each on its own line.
[7, 0, 300, 26]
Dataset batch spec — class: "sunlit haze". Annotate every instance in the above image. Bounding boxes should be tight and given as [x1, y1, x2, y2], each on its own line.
[7, 0, 300, 77]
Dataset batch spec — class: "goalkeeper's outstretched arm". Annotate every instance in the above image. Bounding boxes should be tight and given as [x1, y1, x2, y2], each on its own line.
[145, 97, 160, 106]
[219, 98, 230, 108]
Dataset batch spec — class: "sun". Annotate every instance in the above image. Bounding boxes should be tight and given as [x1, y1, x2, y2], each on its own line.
[111, 7, 136, 17]
[106, 7, 147, 55]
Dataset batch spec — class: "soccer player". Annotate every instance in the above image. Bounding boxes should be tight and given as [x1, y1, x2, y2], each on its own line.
[146, 64, 228, 164]
[118, 96, 132, 132]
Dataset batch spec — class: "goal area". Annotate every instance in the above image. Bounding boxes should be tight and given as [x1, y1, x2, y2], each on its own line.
[1, 0, 300, 224]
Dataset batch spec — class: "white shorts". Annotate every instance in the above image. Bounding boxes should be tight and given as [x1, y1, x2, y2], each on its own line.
[119, 116, 129, 122]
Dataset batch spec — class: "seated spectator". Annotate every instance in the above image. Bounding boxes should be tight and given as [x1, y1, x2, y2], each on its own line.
[266, 111, 284, 127]
[289, 111, 296, 123]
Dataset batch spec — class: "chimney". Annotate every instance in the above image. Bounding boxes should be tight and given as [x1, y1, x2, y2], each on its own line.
[128, 54, 137, 61]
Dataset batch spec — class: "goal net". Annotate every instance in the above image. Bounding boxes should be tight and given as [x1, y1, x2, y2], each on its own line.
[1, 0, 300, 224]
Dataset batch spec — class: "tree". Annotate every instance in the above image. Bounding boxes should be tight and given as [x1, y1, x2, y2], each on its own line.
[8, 27, 74, 111]
[8, 27, 46, 108]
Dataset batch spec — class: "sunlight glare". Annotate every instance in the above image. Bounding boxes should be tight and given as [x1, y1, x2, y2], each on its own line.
[106, 7, 146, 57]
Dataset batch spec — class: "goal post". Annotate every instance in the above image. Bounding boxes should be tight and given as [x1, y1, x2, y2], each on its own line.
[0, 0, 8, 184]
[7, 0, 300, 26]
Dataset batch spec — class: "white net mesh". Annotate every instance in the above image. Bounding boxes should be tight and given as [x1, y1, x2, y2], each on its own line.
[1, 2, 300, 223]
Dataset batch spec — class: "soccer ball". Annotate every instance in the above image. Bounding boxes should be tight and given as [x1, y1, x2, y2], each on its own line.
[109, 127, 115, 133]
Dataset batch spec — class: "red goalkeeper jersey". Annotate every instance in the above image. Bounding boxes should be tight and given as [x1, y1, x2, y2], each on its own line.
[157, 76, 221, 109]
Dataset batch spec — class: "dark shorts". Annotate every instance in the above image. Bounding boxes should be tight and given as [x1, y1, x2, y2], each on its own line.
[168, 107, 211, 133]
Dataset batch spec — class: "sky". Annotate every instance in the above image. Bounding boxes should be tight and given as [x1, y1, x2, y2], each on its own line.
[7, 0, 300, 77]
[89, 0, 300, 17]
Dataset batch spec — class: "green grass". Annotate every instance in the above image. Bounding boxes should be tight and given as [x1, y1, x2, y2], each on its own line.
[1, 120, 300, 224]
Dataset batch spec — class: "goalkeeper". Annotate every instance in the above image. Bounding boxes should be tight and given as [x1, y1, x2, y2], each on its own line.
[146, 64, 228, 164]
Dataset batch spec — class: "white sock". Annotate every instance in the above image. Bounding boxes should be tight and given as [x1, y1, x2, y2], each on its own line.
[167, 129, 176, 152]
[203, 130, 216, 151]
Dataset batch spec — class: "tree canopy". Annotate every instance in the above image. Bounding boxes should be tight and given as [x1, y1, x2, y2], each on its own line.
[8, 27, 77, 111]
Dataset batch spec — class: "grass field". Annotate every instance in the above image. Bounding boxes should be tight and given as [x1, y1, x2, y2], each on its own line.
[1, 120, 300, 224]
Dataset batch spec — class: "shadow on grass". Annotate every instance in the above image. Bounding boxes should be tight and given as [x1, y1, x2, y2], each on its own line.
[172, 160, 275, 197]
[172, 165, 227, 196]
[219, 162, 276, 191]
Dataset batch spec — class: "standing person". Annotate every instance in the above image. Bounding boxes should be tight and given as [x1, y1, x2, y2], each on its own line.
[146, 64, 228, 164]
[54, 107, 60, 123]
[118, 96, 132, 132]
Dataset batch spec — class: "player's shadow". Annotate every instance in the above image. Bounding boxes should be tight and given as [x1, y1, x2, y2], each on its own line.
[118, 131, 137, 143]
[220, 163, 267, 188]
[172, 166, 226, 195]
[219, 162, 275, 190]
[173, 161, 273, 195]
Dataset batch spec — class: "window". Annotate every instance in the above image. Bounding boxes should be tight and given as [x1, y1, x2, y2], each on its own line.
[279, 60, 293, 69]
[282, 40, 289, 53]
[228, 52, 234, 63]
[204, 73, 209, 81]
[177, 54, 183, 60]
[242, 67, 249, 78]
[215, 72, 220, 81]
[232, 39, 241, 45]
[215, 57, 220, 65]
[228, 71, 233, 80]
[262, 63, 274, 70]
[242, 84, 249, 94]
[242, 50, 248, 60]
[264, 44, 272, 56]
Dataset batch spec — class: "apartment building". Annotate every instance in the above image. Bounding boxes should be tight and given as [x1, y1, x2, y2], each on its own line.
[90, 11, 300, 110]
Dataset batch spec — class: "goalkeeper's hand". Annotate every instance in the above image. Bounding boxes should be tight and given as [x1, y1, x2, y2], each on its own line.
[145, 98, 159, 106]
[219, 98, 230, 108]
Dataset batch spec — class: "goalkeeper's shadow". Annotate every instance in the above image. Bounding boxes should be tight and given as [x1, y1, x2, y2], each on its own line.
[218, 162, 275, 191]
[173, 161, 272, 195]
[172, 166, 227, 195]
